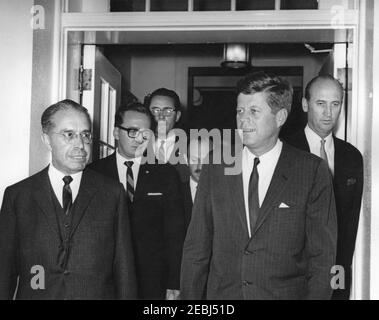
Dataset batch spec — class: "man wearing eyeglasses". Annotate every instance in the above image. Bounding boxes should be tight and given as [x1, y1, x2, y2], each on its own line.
[88, 102, 186, 300]
[0, 99, 137, 300]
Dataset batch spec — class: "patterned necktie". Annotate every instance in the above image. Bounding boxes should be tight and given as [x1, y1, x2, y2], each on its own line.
[158, 140, 166, 163]
[320, 139, 329, 164]
[248, 157, 260, 236]
[124, 161, 134, 203]
[62, 176, 73, 215]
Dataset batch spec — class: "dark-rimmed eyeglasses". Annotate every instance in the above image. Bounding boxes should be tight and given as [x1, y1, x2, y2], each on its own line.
[150, 107, 175, 117]
[117, 126, 151, 140]
[52, 131, 92, 144]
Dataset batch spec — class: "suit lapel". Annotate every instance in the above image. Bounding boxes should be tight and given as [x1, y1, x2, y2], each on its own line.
[227, 165, 249, 236]
[134, 162, 151, 199]
[32, 166, 61, 239]
[250, 144, 292, 238]
[70, 169, 98, 236]
[333, 136, 342, 182]
[297, 130, 311, 152]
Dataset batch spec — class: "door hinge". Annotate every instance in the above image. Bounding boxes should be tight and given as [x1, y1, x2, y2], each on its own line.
[78, 65, 92, 92]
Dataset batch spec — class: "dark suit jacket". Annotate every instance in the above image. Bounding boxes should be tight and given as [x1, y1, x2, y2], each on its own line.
[284, 130, 363, 300]
[182, 179, 193, 231]
[0, 166, 137, 300]
[88, 153, 186, 299]
[181, 142, 337, 300]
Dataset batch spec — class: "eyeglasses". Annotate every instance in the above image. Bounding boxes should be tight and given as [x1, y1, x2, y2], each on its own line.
[150, 107, 175, 117]
[52, 131, 92, 144]
[117, 126, 151, 140]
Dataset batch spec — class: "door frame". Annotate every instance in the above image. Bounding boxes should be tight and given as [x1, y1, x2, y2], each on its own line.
[58, 8, 368, 298]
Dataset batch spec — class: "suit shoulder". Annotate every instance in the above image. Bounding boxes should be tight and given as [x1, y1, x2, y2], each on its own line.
[334, 137, 363, 160]
[283, 142, 321, 163]
[85, 168, 123, 191]
[4, 167, 48, 194]
[87, 154, 114, 171]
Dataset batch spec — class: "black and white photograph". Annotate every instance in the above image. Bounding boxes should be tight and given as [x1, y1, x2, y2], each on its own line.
[0, 0, 378, 306]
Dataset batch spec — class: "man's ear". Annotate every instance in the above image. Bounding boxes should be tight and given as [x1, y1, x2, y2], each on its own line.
[41, 133, 52, 151]
[276, 108, 288, 127]
[302, 97, 309, 113]
[113, 127, 119, 141]
[175, 110, 181, 123]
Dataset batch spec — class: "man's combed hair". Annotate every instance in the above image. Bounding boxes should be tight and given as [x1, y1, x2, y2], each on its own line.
[114, 102, 152, 127]
[304, 74, 344, 101]
[41, 99, 91, 133]
[144, 87, 181, 112]
[237, 71, 293, 114]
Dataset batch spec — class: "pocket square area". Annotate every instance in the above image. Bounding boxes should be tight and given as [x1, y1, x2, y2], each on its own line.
[279, 202, 290, 208]
[147, 192, 162, 196]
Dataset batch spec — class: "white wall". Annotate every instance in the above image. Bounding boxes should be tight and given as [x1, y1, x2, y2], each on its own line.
[0, 0, 34, 202]
[29, 0, 61, 175]
[129, 46, 324, 108]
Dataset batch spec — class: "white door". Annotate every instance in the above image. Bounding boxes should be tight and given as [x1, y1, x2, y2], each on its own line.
[81, 45, 121, 160]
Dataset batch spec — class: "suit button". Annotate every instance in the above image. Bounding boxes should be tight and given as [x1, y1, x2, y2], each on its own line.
[64, 223, 70, 228]
[243, 280, 251, 286]
[64, 270, 70, 275]
[244, 250, 251, 255]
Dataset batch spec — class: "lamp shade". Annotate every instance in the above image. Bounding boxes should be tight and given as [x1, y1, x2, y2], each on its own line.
[221, 43, 250, 68]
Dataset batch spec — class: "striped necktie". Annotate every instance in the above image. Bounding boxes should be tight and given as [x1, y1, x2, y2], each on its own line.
[124, 161, 134, 203]
[62, 175, 73, 215]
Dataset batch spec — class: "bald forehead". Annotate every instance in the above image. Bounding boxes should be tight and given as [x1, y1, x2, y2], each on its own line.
[308, 78, 343, 100]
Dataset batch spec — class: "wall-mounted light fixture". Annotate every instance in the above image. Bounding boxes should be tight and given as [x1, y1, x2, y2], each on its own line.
[221, 43, 250, 68]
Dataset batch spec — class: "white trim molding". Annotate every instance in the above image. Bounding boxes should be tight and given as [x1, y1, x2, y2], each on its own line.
[61, 10, 359, 30]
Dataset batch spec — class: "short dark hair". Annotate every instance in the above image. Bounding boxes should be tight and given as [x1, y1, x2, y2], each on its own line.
[41, 99, 91, 133]
[114, 102, 152, 127]
[144, 87, 181, 112]
[304, 74, 344, 101]
[237, 71, 293, 114]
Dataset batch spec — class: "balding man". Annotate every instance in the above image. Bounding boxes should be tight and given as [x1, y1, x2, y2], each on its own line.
[285, 75, 363, 300]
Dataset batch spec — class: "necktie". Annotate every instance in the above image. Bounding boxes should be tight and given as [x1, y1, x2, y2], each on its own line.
[124, 161, 134, 203]
[248, 157, 260, 236]
[158, 140, 166, 163]
[320, 139, 329, 164]
[62, 176, 73, 215]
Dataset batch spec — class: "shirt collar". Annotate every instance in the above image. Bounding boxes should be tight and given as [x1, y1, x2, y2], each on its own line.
[304, 125, 333, 147]
[157, 130, 176, 146]
[116, 149, 142, 166]
[243, 139, 283, 164]
[48, 163, 83, 184]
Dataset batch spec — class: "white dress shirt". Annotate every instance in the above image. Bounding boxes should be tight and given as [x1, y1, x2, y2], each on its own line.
[48, 164, 82, 207]
[116, 150, 142, 191]
[304, 125, 335, 175]
[242, 140, 283, 237]
[155, 130, 176, 163]
[189, 177, 198, 203]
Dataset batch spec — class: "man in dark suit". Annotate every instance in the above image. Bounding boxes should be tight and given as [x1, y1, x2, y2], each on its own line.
[181, 72, 337, 300]
[88, 102, 186, 300]
[0, 99, 137, 300]
[182, 137, 212, 228]
[285, 75, 364, 300]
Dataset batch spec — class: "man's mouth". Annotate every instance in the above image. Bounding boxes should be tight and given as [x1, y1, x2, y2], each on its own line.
[242, 129, 256, 133]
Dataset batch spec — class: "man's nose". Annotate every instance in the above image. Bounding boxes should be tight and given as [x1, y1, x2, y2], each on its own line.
[324, 105, 332, 117]
[157, 112, 165, 121]
[72, 133, 85, 149]
[134, 132, 144, 143]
